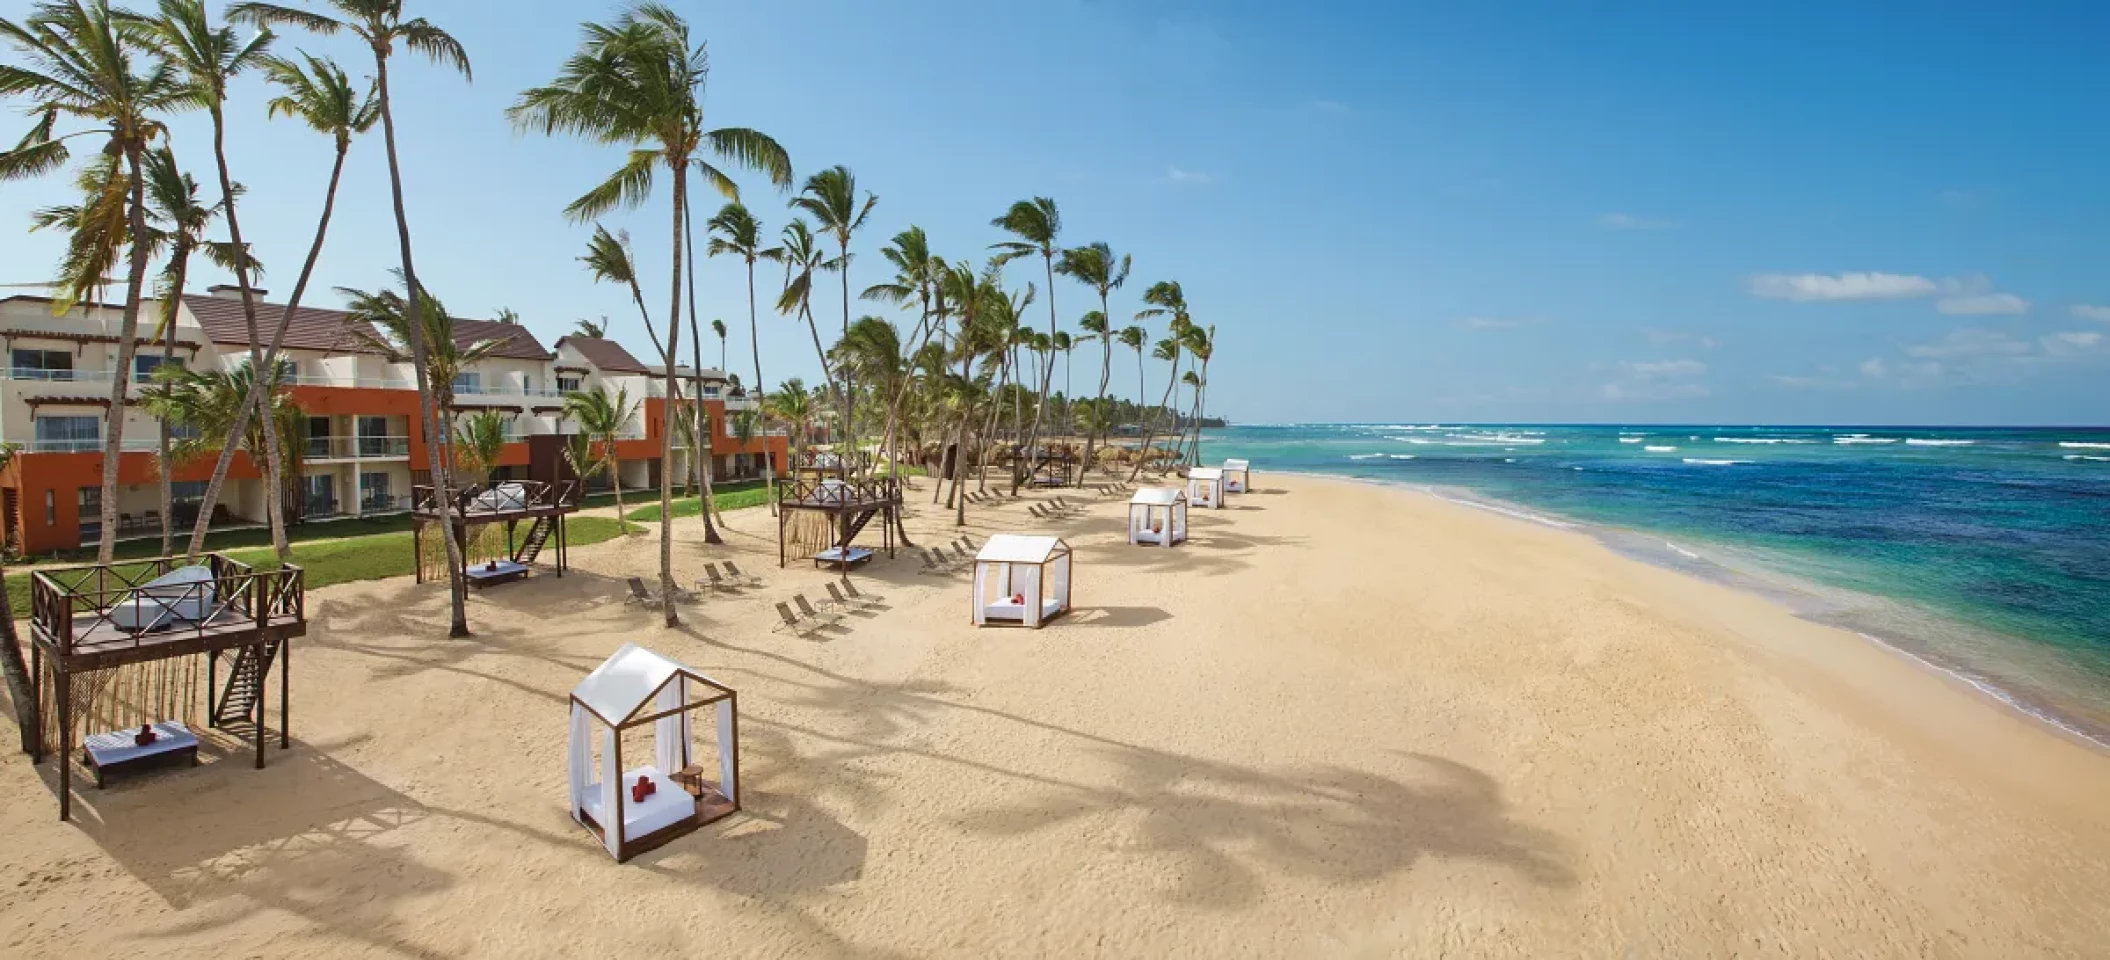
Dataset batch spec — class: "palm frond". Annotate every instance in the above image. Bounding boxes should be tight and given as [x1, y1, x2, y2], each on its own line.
[565, 147, 660, 222]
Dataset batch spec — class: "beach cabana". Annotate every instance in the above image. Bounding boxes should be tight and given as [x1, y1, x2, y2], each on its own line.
[1222, 458, 1252, 494]
[1187, 467, 1226, 509]
[567, 643, 739, 862]
[971, 534, 1074, 628]
[1127, 488, 1188, 547]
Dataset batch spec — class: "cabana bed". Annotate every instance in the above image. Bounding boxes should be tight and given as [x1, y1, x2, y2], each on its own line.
[1128, 487, 1189, 547]
[1187, 467, 1226, 509]
[1222, 458, 1252, 493]
[568, 643, 740, 863]
[971, 534, 1074, 628]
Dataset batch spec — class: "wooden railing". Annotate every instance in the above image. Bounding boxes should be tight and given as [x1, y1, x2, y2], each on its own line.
[413, 479, 579, 516]
[29, 554, 307, 655]
[774, 476, 902, 508]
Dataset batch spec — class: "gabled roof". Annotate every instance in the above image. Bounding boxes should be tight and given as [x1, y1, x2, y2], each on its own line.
[1223, 458, 1250, 470]
[454, 318, 553, 361]
[976, 533, 1070, 564]
[182, 294, 392, 356]
[1131, 487, 1184, 506]
[556, 335, 650, 374]
[1189, 467, 1224, 480]
[571, 642, 731, 725]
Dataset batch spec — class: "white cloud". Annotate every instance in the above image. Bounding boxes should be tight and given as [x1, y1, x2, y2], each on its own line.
[1644, 329, 1722, 349]
[1859, 358, 1889, 378]
[1165, 166, 1215, 185]
[1936, 292, 2029, 315]
[1771, 374, 1824, 389]
[1748, 272, 1943, 302]
[1459, 317, 1528, 330]
[1311, 99, 1349, 115]
[1622, 359, 1707, 378]
[1904, 328, 2032, 360]
[1599, 212, 1676, 230]
[2070, 304, 2110, 323]
[1600, 358, 1707, 401]
[2042, 331, 2104, 356]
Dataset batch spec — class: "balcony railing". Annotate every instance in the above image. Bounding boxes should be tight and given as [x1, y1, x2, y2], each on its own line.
[452, 383, 567, 398]
[29, 554, 305, 653]
[282, 373, 414, 390]
[7, 367, 117, 383]
[359, 494, 411, 514]
[302, 435, 412, 459]
[22, 437, 163, 454]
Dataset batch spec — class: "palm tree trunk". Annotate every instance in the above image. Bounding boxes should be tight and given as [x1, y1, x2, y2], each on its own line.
[681, 190, 721, 544]
[658, 164, 686, 627]
[608, 439, 628, 533]
[1, 557, 32, 754]
[1129, 348, 1180, 482]
[837, 241, 859, 476]
[744, 256, 776, 516]
[373, 53, 469, 637]
[157, 257, 187, 559]
[1079, 301, 1113, 482]
[204, 103, 292, 563]
[99, 139, 153, 564]
[182, 143, 350, 559]
[1011, 252, 1058, 495]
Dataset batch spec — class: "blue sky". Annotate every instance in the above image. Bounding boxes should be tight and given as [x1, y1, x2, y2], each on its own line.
[5, 0, 2110, 425]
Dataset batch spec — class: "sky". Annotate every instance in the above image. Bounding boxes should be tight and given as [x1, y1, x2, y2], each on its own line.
[4, 0, 2110, 425]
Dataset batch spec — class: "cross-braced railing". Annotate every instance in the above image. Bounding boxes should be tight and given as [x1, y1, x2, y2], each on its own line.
[774, 475, 901, 509]
[29, 553, 308, 657]
[413, 479, 579, 517]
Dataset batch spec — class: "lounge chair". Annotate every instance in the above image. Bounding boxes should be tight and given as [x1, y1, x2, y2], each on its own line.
[918, 549, 947, 575]
[792, 593, 839, 625]
[820, 582, 855, 615]
[722, 561, 764, 588]
[1028, 504, 1046, 519]
[624, 577, 660, 608]
[959, 534, 978, 549]
[771, 601, 810, 635]
[842, 580, 885, 608]
[696, 564, 736, 594]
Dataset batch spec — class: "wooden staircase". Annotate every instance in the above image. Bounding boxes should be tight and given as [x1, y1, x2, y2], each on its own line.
[212, 639, 280, 728]
[514, 516, 556, 566]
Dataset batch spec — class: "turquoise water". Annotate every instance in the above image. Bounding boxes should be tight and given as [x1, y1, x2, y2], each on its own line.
[1200, 424, 2110, 745]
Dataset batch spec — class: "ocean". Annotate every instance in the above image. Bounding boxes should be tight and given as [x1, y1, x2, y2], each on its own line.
[1198, 424, 2110, 746]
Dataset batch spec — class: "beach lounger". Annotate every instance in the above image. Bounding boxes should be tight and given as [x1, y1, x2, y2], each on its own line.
[918, 549, 947, 575]
[722, 561, 764, 588]
[959, 534, 978, 549]
[624, 577, 661, 608]
[821, 582, 857, 615]
[842, 580, 885, 607]
[696, 564, 736, 594]
[771, 601, 810, 635]
[792, 593, 840, 625]
[1028, 504, 1046, 519]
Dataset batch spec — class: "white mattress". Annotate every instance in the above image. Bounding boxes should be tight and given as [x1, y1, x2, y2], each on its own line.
[814, 546, 873, 563]
[83, 721, 196, 765]
[582, 765, 693, 841]
[109, 565, 216, 631]
[984, 598, 1064, 622]
[1131, 530, 1180, 546]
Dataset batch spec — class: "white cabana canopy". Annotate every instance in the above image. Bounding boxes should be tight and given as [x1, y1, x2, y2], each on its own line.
[1222, 458, 1252, 493]
[1187, 467, 1226, 509]
[972, 534, 1074, 628]
[568, 643, 739, 862]
[1128, 487, 1188, 547]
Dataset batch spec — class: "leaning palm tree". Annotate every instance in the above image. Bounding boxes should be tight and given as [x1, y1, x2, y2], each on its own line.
[139, 145, 251, 556]
[774, 218, 847, 434]
[229, 0, 476, 635]
[134, 0, 293, 562]
[790, 165, 877, 466]
[453, 408, 509, 482]
[578, 224, 668, 363]
[711, 317, 727, 369]
[1056, 241, 1130, 477]
[990, 197, 1062, 493]
[511, 2, 791, 626]
[172, 49, 376, 560]
[1, 0, 184, 563]
[704, 201, 779, 497]
[1131, 281, 1189, 480]
[563, 385, 641, 533]
[859, 226, 944, 492]
[1118, 324, 1147, 464]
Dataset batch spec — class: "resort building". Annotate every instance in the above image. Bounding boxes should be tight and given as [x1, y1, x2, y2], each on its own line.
[0, 288, 785, 555]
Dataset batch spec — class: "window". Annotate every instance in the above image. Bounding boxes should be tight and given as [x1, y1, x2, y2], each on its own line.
[77, 486, 101, 544]
[359, 471, 392, 509]
[557, 375, 581, 393]
[35, 416, 100, 452]
[170, 480, 206, 503]
[274, 359, 298, 384]
[12, 349, 73, 381]
[135, 353, 184, 379]
[453, 371, 481, 394]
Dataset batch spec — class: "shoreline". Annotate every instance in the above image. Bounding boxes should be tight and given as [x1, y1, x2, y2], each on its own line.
[1268, 465, 2110, 755]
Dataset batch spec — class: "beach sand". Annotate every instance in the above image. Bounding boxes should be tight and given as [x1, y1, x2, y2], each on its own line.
[3, 472, 2108, 957]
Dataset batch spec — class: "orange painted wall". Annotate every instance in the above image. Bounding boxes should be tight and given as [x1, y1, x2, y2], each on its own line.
[4, 449, 265, 554]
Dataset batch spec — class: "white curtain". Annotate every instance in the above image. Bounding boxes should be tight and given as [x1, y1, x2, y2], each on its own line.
[971, 561, 989, 625]
[715, 699, 737, 805]
[1173, 501, 1187, 543]
[1018, 563, 1043, 627]
[566, 702, 593, 824]
[1128, 504, 1143, 545]
[600, 724, 621, 856]
[654, 677, 686, 774]
[1050, 554, 1071, 611]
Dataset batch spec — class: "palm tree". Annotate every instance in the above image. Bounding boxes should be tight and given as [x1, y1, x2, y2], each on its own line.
[704, 201, 777, 497]
[563, 385, 640, 533]
[1051, 329, 1073, 438]
[229, 0, 476, 636]
[1182, 323, 1215, 465]
[791, 165, 877, 466]
[453, 408, 509, 481]
[578, 224, 667, 363]
[711, 317, 726, 369]
[1, 0, 183, 563]
[773, 218, 846, 444]
[511, 2, 791, 626]
[1131, 281, 1189, 479]
[138, 145, 248, 556]
[23, 155, 126, 311]
[175, 48, 376, 560]
[990, 197, 1062, 493]
[339, 273, 510, 512]
[145, 360, 305, 528]
[572, 316, 608, 338]
[1118, 324, 1147, 466]
[859, 226, 943, 481]
[766, 379, 815, 468]
[1056, 242, 1130, 478]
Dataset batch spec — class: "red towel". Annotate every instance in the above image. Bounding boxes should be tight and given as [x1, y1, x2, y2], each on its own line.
[134, 724, 157, 747]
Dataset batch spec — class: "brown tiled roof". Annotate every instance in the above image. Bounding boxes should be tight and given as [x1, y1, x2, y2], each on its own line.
[182, 294, 392, 356]
[555, 335, 650, 374]
[454, 318, 553, 361]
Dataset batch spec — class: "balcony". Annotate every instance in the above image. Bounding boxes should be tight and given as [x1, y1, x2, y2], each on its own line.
[283, 373, 413, 390]
[22, 437, 162, 454]
[6, 367, 117, 384]
[358, 494, 411, 515]
[302, 435, 412, 461]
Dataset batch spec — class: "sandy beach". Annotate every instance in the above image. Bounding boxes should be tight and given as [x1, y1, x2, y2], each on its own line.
[3, 472, 2108, 957]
